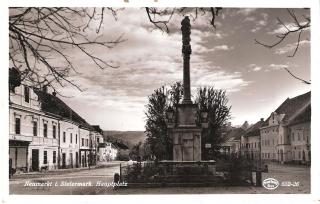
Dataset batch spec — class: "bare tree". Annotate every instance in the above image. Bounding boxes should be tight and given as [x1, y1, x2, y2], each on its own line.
[145, 7, 222, 33]
[9, 7, 124, 94]
[9, 7, 223, 94]
[255, 8, 310, 84]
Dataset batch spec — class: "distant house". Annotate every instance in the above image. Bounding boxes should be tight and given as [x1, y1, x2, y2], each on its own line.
[240, 118, 264, 160]
[260, 91, 311, 164]
[221, 127, 246, 156]
[98, 142, 118, 161]
[92, 125, 104, 164]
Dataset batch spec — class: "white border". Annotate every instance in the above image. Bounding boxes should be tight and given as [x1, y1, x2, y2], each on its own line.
[1, 0, 320, 204]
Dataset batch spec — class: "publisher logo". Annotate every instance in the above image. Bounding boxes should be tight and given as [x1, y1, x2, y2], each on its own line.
[263, 178, 279, 190]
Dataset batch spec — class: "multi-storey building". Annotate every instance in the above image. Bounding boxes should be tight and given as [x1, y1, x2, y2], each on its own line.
[288, 102, 311, 164]
[92, 125, 104, 162]
[9, 85, 60, 172]
[9, 80, 103, 172]
[240, 119, 264, 160]
[79, 126, 92, 167]
[260, 91, 311, 164]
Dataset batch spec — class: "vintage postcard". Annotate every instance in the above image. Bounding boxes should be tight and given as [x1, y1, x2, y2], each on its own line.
[2, 0, 320, 203]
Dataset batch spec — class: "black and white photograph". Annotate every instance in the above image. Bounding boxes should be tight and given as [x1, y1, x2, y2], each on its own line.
[3, 0, 319, 200]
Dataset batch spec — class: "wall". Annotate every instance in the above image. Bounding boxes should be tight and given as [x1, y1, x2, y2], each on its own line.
[290, 122, 311, 163]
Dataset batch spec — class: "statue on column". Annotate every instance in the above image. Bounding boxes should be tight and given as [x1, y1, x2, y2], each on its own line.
[181, 16, 192, 55]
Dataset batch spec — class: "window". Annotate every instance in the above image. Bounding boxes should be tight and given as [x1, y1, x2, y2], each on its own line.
[43, 150, 47, 164]
[298, 132, 300, 141]
[76, 134, 78, 144]
[70, 133, 73, 143]
[53, 151, 56, 163]
[24, 86, 30, 103]
[298, 151, 301, 159]
[33, 121, 37, 136]
[86, 139, 89, 147]
[97, 137, 100, 143]
[15, 118, 21, 134]
[63, 132, 66, 143]
[52, 125, 56, 139]
[43, 123, 48, 137]
[82, 138, 84, 146]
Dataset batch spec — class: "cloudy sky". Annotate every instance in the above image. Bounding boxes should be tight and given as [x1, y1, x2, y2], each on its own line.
[57, 8, 310, 131]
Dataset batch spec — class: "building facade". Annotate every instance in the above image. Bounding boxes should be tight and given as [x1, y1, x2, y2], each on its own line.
[240, 119, 263, 160]
[260, 92, 311, 164]
[9, 82, 104, 173]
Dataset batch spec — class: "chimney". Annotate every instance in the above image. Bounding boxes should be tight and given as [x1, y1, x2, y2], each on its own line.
[181, 16, 192, 104]
[260, 118, 264, 122]
[52, 91, 56, 96]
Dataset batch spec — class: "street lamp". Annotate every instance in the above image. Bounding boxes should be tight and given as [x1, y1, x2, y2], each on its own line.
[166, 106, 174, 122]
[201, 109, 209, 128]
[166, 106, 175, 128]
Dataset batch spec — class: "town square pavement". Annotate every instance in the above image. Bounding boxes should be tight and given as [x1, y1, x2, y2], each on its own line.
[9, 162, 310, 195]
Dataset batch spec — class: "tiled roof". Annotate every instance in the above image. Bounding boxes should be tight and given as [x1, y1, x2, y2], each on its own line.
[288, 103, 311, 126]
[35, 90, 93, 130]
[92, 125, 103, 134]
[244, 120, 264, 137]
[223, 127, 246, 142]
[261, 91, 311, 127]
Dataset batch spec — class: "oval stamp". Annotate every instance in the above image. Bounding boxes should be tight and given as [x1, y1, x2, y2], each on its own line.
[263, 178, 279, 190]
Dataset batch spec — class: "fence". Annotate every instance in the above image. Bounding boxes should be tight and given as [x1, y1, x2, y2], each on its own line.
[119, 156, 262, 185]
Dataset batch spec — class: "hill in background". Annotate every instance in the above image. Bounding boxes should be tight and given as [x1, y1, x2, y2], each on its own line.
[103, 131, 146, 149]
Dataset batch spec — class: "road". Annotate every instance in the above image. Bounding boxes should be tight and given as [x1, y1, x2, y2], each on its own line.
[9, 162, 310, 194]
[10, 162, 122, 195]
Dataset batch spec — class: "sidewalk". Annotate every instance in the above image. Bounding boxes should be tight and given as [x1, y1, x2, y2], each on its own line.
[10, 161, 124, 180]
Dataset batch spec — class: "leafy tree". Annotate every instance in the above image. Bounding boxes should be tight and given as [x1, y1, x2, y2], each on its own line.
[145, 86, 170, 160]
[145, 83, 231, 160]
[195, 87, 231, 159]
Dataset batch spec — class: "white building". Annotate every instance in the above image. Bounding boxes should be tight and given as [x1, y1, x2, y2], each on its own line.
[9, 77, 103, 172]
[260, 91, 311, 164]
[240, 119, 264, 160]
[98, 142, 118, 161]
[9, 84, 59, 172]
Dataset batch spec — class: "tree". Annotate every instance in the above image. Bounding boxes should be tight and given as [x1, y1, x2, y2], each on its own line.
[9, 7, 124, 94]
[145, 82, 231, 160]
[144, 86, 170, 160]
[9, 7, 223, 94]
[145, 7, 222, 33]
[255, 8, 310, 84]
[195, 87, 231, 159]
[144, 82, 184, 160]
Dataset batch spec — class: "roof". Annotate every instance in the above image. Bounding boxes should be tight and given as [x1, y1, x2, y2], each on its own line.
[288, 103, 311, 126]
[223, 127, 246, 142]
[261, 91, 311, 127]
[112, 141, 129, 150]
[92, 125, 103, 134]
[35, 90, 93, 130]
[244, 120, 264, 137]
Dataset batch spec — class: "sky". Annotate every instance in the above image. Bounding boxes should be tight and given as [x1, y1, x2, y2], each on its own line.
[55, 8, 310, 131]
